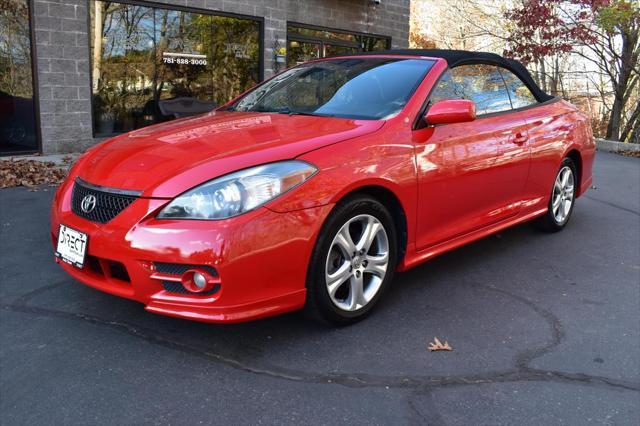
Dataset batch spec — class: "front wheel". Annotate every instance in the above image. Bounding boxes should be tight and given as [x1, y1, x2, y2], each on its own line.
[534, 157, 577, 232]
[304, 194, 397, 325]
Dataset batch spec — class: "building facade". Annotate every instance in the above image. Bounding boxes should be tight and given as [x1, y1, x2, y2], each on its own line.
[0, 0, 410, 155]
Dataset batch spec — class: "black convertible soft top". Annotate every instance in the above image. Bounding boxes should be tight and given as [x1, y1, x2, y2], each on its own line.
[337, 49, 554, 103]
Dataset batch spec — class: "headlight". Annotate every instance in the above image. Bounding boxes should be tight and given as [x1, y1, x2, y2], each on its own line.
[157, 161, 317, 220]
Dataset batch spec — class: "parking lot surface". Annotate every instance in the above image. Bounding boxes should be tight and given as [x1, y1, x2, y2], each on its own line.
[1, 152, 639, 425]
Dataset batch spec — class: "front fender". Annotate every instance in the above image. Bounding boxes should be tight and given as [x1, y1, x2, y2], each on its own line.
[265, 131, 418, 242]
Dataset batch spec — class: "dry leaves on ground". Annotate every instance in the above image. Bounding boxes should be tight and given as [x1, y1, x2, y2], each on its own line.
[620, 150, 640, 158]
[428, 337, 453, 352]
[0, 159, 68, 189]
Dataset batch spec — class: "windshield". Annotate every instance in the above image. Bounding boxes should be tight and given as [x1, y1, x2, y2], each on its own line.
[226, 57, 435, 120]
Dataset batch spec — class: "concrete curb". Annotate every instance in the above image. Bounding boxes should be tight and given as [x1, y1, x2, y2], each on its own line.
[596, 138, 640, 154]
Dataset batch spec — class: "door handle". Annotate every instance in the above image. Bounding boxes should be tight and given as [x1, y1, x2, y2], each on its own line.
[511, 132, 528, 145]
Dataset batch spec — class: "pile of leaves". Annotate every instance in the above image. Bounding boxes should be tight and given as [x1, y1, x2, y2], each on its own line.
[0, 159, 69, 189]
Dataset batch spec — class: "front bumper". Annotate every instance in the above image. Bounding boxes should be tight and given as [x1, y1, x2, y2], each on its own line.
[51, 177, 333, 323]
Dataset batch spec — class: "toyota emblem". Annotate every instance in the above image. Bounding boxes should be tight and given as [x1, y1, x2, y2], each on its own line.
[81, 194, 97, 213]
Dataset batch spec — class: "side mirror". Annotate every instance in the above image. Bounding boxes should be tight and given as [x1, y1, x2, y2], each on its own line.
[424, 99, 476, 125]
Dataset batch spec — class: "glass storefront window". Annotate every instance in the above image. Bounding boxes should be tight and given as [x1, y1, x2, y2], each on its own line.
[288, 26, 356, 44]
[0, 0, 38, 154]
[90, 1, 261, 137]
[156, 10, 213, 103]
[324, 44, 358, 58]
[287, 40, 321, 65]
[211, 16, 261, 104]
[287, 24, 390, 67]
[91, 2, 155, 135]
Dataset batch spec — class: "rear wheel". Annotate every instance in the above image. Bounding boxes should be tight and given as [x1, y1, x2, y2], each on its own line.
[535, 157, 577, 232]
[304, 195, 397, 325]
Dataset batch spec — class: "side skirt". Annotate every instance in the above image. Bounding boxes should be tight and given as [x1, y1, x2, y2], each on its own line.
[398, 207, 548, 272]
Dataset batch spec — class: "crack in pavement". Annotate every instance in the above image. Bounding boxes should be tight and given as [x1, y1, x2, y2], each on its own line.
[2, 282, 638, 393]
[477, 285, 564, 370]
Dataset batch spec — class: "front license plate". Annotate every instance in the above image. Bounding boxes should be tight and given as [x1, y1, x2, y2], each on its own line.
[55, 224, 88, 268]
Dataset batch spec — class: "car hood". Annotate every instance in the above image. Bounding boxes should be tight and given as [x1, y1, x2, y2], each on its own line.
[76, 111, 384, 198]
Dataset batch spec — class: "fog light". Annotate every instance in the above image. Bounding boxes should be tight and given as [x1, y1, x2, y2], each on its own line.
[181, 269, 218, 293]
[193, 272, 207, 289]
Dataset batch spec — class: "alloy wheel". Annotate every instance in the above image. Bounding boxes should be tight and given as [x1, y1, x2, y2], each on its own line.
[552, 165, 575, 223]
[325, 214, 389, 312]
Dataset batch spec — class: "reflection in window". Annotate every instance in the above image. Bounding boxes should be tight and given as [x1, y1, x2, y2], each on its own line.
[211, 16, 261, 103]
[287, 25, 390, 66]
[287, 41, 321, 65]
[288, 26, 357, 43]
[0, 0, 38, 154]
[156, 9, 213, 104]
[232, 58, 433, 120]
[499, 69, 537, 109]
[430, 64, 513, 115]
[91, 3, 155, 135]
[90, 1, 261, 136]
[324, 44, 358, 58]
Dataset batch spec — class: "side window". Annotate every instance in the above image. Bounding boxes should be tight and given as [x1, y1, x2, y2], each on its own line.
[429, 64, 512, 115]
[429, 70, 461, 102]
[499, 69, 538, 109]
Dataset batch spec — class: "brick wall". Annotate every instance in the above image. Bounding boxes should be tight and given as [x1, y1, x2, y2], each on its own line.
[31, 0, 410, 153]
[33, 0, 94, 153]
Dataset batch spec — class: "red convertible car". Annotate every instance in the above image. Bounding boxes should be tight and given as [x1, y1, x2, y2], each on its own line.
[52, 50, 595, 325]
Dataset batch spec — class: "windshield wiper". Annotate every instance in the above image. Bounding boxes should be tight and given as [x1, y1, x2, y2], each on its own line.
[276, 107, 334, 117]
[248, 107, 335, 117]
[287, 110, 322, 117]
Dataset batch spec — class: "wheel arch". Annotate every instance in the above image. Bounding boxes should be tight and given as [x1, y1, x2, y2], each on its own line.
[333, 184, 409, 267]
[565, 148, 583, 195]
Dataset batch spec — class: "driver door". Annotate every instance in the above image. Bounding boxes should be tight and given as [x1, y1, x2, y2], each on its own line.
[413, 64, 531, 249]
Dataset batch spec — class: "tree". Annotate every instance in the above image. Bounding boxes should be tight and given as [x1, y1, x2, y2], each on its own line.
[503, 0, 597, 94]
[504, 0, 639, 142]
[592, 1, 639, 141]
[409, 0, 436, 49]
[410, 0, 509, 51]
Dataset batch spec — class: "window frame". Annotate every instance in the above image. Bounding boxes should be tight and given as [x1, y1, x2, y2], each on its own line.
[86, 0, 265, 138]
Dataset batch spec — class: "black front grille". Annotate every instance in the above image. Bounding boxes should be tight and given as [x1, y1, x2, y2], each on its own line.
[71, 179, 138, 223]
[162, 281, 220, 296]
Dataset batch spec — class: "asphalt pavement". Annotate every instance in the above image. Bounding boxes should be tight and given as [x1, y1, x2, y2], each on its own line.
[1, 151, 639, 425]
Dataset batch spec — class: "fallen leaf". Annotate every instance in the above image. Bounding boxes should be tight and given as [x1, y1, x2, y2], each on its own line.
[0, 159, 68, 189]
[428, 337, 452, 352]
[620, 151, 640, 158]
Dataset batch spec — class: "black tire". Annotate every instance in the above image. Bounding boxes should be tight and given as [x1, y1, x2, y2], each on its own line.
[534, 157, 577, 232]
[304, 194, 398, 326]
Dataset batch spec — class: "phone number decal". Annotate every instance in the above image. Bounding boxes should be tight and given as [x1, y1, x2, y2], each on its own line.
[163, 57, 208, 66]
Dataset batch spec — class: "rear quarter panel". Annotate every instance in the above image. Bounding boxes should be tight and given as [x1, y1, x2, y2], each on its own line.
[521, 99, 595, 210]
